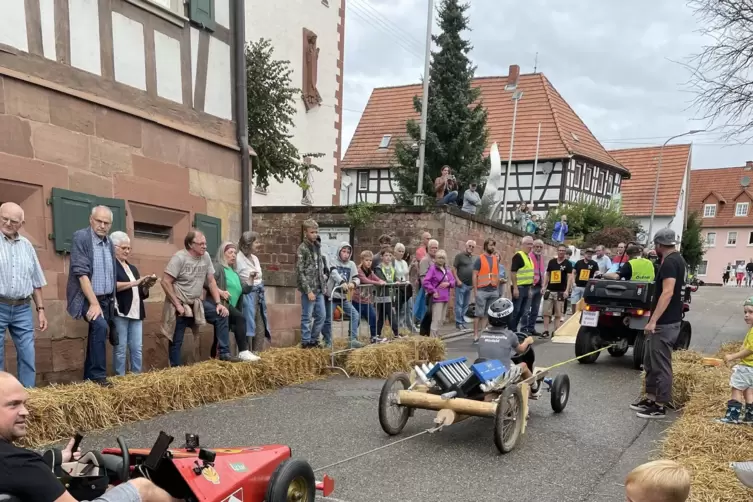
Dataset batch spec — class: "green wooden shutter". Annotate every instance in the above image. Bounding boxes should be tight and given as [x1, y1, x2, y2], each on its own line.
[189, 0, 215, 31]
[49, 188, 127, 253]
[194, 213, 222, 258]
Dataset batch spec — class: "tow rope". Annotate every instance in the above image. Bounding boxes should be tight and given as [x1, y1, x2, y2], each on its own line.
[313, 343, 616, 473]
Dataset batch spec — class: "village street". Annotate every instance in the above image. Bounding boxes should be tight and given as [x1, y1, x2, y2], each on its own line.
[69, 286, 747, 502]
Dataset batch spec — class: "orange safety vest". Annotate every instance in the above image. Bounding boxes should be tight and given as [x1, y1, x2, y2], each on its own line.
[477, 254, 500, 288]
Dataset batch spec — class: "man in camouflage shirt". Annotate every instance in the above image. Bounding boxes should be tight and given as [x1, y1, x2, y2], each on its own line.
[296, 219, 327, 348]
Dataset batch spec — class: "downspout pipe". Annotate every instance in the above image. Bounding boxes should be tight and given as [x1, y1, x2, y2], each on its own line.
[234, 0, 252, 232]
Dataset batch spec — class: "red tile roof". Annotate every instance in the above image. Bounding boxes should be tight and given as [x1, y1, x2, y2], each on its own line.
[609, 144, 692, 217]
[689, 166, 753, 227]
[342, 73, 628, 175]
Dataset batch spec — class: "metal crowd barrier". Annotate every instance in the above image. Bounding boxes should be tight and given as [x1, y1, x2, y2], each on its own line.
[323, 282, 415, 377]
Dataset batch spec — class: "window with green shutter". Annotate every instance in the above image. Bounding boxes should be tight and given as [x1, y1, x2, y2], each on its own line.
[49, 188, 126, 253]
[194, 213, 222, 258]
[189, 0, 215, 31]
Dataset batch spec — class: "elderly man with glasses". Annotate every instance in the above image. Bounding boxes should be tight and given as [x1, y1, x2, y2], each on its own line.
[0, 203, 47, 388]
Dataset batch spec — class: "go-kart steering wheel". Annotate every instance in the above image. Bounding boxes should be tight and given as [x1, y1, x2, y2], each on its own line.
[514, 332, 532, 356]
[116, 436, 129, 482]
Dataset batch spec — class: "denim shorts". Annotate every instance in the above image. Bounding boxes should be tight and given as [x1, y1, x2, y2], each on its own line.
[730, 364, 753, 390]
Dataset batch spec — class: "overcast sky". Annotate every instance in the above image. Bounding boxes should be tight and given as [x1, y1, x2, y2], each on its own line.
[341, 0, 753, 170]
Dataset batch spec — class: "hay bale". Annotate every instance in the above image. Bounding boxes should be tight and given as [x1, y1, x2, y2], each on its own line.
[715, 341, 743, 358]
[344, 336, 445, 379]
[21, 348, 330, 449]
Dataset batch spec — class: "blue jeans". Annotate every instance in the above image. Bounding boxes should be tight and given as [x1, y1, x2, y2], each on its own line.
[332, 297, 359, 340]
[437, 191, 458, 205]
[510, 285, 531, 332]
[454, 283, 472, 325]
[203, 300, 231, 359]
[112, 316, 143, 376]
[112, 317, 143, 375]
[413, 287, 427, 322]
[243, 285, 271, 340]
[352, 300, 378, 339]
[0, 303, 36, 387]
[300, 292, 325, 345]
[322, 296, 332, 345]
[523, 285, 543, 333]
[84, 297, 112, 381]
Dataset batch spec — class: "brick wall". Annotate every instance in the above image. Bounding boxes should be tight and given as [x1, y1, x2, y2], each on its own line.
[0, 76, 243, 385]
[251, 205, 558, 344]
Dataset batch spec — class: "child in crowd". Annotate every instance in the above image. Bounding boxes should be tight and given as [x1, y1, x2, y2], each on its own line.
[717, 296, 753, 424]
[625, 460, 690, 502]
[352, 250, 388, 344]
[374, 249, 402, 339]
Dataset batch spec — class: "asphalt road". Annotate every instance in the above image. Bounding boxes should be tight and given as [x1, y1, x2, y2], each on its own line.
[69, 286, 747, 502]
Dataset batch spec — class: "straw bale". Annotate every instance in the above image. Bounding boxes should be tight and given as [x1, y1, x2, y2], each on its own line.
[344, 336, 445, 378]
[21, 348, 330, 448]
[715, 341, 743, 358]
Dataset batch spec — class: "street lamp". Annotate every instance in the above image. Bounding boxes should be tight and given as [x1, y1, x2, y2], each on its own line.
[414, 0, 434, 206]
[501, 90, 524, 224]
[646, 129, 705, 244]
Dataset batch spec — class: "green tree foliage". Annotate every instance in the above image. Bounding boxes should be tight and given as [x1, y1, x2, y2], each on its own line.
[245, 39, 323, 192]
[681, 211, 706, 272]
[545, 200, 642, 245]
[392, 0, 489, 203]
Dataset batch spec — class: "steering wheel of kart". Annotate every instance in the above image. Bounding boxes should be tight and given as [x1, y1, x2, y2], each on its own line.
[113, 436, 130, 482]
[514, 332, 532, 356]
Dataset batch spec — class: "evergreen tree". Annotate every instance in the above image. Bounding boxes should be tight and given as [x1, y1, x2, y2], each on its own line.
[245, 39, 323, 192]
[681, 211, 706, 272]
[392, 0, 489, 203]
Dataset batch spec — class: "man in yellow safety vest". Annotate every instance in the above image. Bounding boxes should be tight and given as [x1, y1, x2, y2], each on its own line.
[605, 244, 655, 282]
[509, 235, 535, 331]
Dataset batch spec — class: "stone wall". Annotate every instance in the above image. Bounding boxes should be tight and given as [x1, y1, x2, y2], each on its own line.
[251, 205, 557, 345]
[0, 76, 242, 385]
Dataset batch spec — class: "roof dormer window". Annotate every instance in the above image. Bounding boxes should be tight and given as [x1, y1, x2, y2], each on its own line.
[703, 203, 716, 218]
[378, 135, 392, 149]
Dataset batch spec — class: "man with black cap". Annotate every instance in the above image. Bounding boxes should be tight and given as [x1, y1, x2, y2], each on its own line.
[570, 248, 598, 313]
[631, 228, 687, 419]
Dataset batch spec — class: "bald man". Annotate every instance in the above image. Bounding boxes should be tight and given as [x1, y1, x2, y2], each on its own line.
[0, 372, 181, 502]
[67, 206, 118, 386]
[0, 203, 47, 388]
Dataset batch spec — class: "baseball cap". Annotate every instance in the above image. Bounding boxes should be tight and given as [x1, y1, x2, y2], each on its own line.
[745, 296, 753, 307]
[653, 228, 677, 246]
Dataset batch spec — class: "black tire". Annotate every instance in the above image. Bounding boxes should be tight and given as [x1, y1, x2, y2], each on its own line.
[575, 327, 600, 364]
[266, 458, 316, 502]
[493, 385, 524, 454]
[632, 332, 645, 371]
[608, 346, 628, 357]
[674, 321, 692, 351]
[378, 372, 412, 435]
[550, 374, 570, 413]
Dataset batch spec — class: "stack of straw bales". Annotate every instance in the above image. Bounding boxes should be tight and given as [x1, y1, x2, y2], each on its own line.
[21, 337, 445, 448]
[661, 343, 753, 501]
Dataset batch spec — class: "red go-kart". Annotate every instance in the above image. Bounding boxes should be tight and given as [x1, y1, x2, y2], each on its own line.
[20, 432, 334, 502]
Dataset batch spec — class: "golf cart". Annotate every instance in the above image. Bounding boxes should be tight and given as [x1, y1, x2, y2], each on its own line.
[575, 279, 693, 370]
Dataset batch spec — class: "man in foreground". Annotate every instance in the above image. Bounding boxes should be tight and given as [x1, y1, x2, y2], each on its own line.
[0, 372, 181, 502]
[631, 229, 687, 419]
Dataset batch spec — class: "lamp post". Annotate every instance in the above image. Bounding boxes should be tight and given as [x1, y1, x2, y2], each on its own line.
[501, 90, 523, 224]
[646, 129, 705, 244]
[414, 0, 434, 206]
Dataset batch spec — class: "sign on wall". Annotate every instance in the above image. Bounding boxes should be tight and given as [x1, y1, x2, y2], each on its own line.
[319, 226, 352, 265]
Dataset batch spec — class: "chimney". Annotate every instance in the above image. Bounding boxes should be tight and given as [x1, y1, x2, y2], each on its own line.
[505, 64, 520, 90]
[746, 161, 753, 170]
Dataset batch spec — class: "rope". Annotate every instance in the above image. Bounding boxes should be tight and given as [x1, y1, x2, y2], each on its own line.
[313, 344, 616, 473]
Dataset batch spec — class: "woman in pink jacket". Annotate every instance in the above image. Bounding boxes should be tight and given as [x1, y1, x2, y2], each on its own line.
[422, 249, 456, 338]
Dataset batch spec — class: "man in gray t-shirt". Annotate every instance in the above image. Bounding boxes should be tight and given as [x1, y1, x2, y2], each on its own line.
[477, 326, 519, 371]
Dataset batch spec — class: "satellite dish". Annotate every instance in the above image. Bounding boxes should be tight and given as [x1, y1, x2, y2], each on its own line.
[542, 163, 553, 175]
[742, 176, 751, 187]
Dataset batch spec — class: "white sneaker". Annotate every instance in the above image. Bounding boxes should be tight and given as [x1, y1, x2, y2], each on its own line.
[239, 350, 261, 362]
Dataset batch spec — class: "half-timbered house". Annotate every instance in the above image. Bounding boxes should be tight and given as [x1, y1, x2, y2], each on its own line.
[341, 64, 630, 219]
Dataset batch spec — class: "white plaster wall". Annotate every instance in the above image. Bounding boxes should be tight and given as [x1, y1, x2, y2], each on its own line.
[112, 12, 146, 90]
[215, 0, 230, 28]
[635, 216, 673, 242]
[0, 0, 28, 53]
[190, 27, 200, 102]
[204, 37, 232, 120]
[70, 0, 102, 76]
[39, 0, 57, 60]
[154, 31, 183, 103]
[245, 0, 340, 207]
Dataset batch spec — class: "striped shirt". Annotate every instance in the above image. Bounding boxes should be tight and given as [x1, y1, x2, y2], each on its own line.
[91, 230, 114, 296]
[0, 232, 47, 299]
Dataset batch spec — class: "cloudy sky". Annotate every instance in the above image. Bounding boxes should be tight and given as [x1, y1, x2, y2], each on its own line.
[341, 0, 753, 170]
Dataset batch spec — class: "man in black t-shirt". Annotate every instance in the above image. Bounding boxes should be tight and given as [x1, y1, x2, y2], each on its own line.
[630, 229, 687, 420]
[570, 248, 597, 313]
[541, 245, 573, 337]
[746, 259, 753, 287]
[0, 372, 180, 502]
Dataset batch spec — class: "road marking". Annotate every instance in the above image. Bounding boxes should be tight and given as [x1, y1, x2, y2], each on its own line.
[318, 497, 352, 502]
